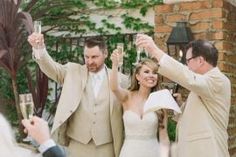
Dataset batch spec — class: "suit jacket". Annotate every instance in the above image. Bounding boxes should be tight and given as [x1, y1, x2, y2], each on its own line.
[158, 55, 231, 157]
[36, 51, 129, 157]
[43, 146, 65, 157]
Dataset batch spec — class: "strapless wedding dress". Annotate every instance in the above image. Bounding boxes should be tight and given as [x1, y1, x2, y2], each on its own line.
[119, 110, 160, 157]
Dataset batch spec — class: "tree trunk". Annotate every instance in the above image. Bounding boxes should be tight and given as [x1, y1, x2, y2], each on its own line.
[11, 77, 25, 139]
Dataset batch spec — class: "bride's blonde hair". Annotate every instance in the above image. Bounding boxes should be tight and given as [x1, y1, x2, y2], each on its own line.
[129, 58, 160, 92]
[128, 58, 165, 129]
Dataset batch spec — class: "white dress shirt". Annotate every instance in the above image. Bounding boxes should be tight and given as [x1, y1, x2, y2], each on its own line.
[89, 67, 106, 98]
[33, 47, 106, 98]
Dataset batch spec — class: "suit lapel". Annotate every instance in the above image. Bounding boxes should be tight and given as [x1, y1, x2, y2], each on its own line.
[52, 65, 89, 133]
[70, 65, 88, 111]
[81, 65, 88, 92]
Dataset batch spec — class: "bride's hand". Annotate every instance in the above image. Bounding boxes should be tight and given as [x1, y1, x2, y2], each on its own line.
[110, 49, 120, 67]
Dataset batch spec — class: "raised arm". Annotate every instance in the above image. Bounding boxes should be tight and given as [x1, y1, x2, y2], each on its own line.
[28, 33, 67, 84]
[110, 49, 129, 103]
[136, 34, 222, 99]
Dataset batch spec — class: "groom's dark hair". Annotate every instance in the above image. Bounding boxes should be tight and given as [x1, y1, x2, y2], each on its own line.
[84, 37, 107, 54]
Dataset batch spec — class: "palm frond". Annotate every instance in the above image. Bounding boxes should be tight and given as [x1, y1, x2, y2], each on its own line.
[0, 0, 33, 74]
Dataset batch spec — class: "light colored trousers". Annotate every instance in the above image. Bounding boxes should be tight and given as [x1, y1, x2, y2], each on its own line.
[68, 139, 115, 157]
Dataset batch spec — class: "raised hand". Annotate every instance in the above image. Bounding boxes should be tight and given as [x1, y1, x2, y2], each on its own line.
[110, 49, 121, 68]
[135, 34, 165, 61]
[28, 32, 45, 49]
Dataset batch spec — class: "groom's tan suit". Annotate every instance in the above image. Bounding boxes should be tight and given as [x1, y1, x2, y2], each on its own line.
[35, 51, 129, 157]
[159, 55, 231, 157]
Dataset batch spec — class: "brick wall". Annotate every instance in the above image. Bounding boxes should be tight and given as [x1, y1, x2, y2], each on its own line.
[155, 0, 236, 156]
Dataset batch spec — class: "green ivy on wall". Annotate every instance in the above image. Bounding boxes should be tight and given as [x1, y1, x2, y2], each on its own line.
[20, 0, 163, 36]
[1, 0, 179, 141]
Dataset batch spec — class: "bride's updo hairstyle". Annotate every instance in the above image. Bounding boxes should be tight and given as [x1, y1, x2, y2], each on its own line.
[128, 58, 165, 129]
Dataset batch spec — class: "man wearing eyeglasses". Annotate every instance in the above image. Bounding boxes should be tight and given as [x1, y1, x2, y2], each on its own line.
[136, 35, 231, 157]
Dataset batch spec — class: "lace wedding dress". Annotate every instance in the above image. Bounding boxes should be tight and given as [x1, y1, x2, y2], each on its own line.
[119, 110, 160, 157]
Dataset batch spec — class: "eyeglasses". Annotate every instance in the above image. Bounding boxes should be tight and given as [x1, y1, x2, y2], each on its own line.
[185, 56, 198, 64]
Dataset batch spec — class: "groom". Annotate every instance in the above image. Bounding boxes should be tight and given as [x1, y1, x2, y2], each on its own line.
[28, 33, 129, 157]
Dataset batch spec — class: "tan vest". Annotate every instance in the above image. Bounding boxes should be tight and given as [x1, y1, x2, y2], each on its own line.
[67, 74, 112, 146]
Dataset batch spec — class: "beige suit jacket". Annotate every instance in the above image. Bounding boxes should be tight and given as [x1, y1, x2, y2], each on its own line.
[36, 51, 129, 157]
[159, 55, 231, 157]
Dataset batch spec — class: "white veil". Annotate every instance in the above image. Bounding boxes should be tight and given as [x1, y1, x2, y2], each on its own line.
[0, 113, 41, 157]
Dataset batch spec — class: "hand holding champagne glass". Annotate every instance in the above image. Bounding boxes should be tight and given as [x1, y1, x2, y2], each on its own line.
[135, 33, 164, 59]
[19, 93, 34, 120]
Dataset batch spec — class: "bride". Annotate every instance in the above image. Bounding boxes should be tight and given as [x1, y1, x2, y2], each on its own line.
[110, 51, 170, 157]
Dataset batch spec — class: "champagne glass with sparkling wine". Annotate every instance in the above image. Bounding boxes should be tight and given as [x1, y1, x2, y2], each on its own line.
[19, 93, 34, 120]
[133, 34, 144, 65]
[33, 21, 42, 59]
[34, 21, 41, 34]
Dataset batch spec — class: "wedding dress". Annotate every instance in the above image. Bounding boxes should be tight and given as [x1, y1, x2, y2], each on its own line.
[119, 110, 160, 157]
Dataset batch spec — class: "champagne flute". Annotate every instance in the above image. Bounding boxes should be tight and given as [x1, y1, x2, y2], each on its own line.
[19, 93, 34, 120]
[137, 47, 142, 61]
[34, 21, 41, 34]
[117, 43, 124, 72]
[133, 45, 143, 65]
[19, 93, 34, 142]
[133, 34, 144, 65]
[33, 21, 42, 59]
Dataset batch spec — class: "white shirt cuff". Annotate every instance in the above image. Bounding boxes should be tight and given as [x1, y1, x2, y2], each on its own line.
[38, 139, 56, 153]
[159, 53, 168, 66]
[32, 47, 46, 60]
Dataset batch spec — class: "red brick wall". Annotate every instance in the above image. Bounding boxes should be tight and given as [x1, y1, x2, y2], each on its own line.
[155, 0, 236, 156]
